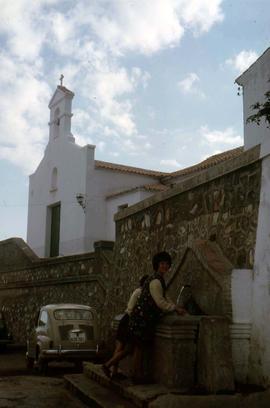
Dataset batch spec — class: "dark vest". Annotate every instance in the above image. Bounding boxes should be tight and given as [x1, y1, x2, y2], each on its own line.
[129, 273, 166, 342]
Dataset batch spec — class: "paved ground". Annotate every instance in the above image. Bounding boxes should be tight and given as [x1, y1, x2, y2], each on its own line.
[0, 346, 87, 407]
[0, 376, 87, 408]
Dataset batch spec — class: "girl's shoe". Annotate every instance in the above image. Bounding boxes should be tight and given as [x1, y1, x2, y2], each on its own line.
[101, 364, 111, 379]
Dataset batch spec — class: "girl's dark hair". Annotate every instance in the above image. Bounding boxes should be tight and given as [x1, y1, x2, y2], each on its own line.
[152, 251, 172, 271]
[139, 275, 149, 287]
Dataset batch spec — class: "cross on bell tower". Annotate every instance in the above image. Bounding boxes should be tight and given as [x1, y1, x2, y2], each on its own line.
[59, 74, 64, 86]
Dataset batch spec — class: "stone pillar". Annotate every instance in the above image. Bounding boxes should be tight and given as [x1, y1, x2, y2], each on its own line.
[197, 316, 235, 393]
[94, 240, 114, 275]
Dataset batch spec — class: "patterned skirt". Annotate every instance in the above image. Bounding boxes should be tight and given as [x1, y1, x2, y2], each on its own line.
[116, 313, 130, 343]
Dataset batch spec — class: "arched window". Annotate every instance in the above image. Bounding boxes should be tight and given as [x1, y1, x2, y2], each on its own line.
[51, 167, 58, 191]
[53, 107, 60, 138]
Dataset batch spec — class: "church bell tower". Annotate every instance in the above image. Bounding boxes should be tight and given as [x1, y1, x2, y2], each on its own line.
[48, 75, 75, 143]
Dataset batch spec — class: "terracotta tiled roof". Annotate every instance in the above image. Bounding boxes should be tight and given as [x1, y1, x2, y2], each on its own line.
[164, 146, 244, 179]
[95, 160, 168, 177]
[106, 183, 168, 199]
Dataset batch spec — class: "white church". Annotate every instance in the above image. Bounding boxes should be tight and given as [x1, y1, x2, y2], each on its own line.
[26, 82, 173, 257]
[27, 47, 270, 259]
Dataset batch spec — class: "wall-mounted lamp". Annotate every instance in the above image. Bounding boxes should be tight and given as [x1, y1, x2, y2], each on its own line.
[76, 193, 86, 213]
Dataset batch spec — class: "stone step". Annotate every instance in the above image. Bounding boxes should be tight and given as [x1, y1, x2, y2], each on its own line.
[83, 362, 170, 408]
[65, 373, 136, 408]
[65, 364, 270, 408]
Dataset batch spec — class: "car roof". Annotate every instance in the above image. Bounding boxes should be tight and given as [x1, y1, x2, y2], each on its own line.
[41, 304, 93, 311]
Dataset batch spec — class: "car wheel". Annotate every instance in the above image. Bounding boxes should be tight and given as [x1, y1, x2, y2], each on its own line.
[35, 348, 48, 374]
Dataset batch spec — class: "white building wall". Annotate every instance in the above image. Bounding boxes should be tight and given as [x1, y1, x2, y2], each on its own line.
[230, 269, 253, 383]
[235, 48, 270, 386]
[85, 166, 157, 250]
[236, 48, 270, 150]
[248, 154, 270, 386]
[27, 139, 88, 257]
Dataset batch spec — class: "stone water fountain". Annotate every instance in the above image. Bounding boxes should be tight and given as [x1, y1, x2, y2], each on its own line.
[115, 239, 252, 394]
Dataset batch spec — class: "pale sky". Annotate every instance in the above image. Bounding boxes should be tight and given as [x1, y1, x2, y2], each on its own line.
[0, 0, 269, 241]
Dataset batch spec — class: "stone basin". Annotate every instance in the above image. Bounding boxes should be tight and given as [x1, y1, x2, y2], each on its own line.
[152, 314, 202, 389]
[113, 313, 235, 393]
[113, 313, 202, 390]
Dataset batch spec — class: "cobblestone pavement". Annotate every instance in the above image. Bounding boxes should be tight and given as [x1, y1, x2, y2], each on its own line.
[0, 376, 87, 408]
[0, 346, 87, 407]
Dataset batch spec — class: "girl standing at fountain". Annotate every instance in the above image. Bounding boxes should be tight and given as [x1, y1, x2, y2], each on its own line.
[128, 251, 186, 382]
[102, 251, 186, 383]
[102, 274, 149, 379]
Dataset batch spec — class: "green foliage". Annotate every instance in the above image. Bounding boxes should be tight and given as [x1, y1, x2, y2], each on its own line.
[246, 83, 270, 128]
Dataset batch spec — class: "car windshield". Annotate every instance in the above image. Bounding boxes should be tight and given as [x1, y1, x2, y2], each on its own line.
[54, 309, 93, 320]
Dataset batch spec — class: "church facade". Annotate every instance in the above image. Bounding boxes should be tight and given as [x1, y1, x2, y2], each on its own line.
[26, 85, 169, 257]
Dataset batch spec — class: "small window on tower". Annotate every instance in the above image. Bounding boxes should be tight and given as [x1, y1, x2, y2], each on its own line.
[54, 108, 60, 138]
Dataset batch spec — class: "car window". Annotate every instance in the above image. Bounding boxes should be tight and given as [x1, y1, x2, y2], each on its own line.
[38, 310, 48, 327]
[54, 309, 93, 320]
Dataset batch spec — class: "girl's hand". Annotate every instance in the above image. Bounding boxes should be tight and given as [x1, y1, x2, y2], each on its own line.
[175, 306, 188, 316]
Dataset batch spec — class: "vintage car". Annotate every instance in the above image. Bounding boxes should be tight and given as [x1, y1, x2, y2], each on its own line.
[26, 304, 99, 370]
[0, 311, 12, 350]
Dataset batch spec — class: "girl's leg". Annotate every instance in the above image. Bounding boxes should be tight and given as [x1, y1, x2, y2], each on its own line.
[102, 340, 123, 378]
[105, 343, 132, 369]
[111, 340, 123, 375]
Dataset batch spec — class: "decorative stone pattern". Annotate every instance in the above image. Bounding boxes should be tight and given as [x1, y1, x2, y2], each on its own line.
[0, 239, 114, 344]
[110, 159, 261, 319]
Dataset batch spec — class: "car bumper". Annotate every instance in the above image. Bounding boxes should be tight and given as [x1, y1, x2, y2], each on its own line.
[40, 348, 98, 361]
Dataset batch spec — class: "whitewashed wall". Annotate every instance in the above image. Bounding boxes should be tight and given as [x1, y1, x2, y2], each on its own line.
[85, 165, 157, 250]
[235, 47, 270, 386]
[248, 154, 270, 386]
[230, 269, 253, 383]
[236, 48, 270, 150]
[27, 139, 87, 256]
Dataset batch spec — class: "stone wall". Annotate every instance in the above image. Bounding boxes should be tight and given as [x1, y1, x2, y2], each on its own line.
[109, 146, 261, 318]
[0, 238, 114, 344]
[0, 146, 262, 351]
